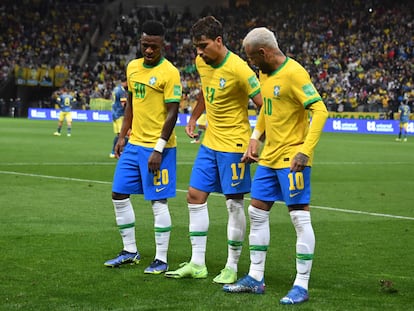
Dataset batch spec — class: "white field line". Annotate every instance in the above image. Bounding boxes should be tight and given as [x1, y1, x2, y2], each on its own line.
[0, 161, 195, 166]
[1, 170, 413, 221]
[0, 161, 413, 166]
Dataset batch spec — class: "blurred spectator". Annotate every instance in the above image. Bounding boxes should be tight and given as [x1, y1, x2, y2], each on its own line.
[0, 0, 412, 116]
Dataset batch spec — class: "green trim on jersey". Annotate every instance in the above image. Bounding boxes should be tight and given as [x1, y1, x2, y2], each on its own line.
[211, 51, 231, 69]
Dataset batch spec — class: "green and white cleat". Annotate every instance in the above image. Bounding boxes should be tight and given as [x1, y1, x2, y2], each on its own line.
[213, 267, 237, 284]
[165, 262, 208, 279]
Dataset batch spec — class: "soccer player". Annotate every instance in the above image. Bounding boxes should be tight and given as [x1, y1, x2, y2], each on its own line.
[104, 20, 182, 275]
[109, 78, 128, 158]
[395, 101, 411, 142]
[53, 88, 76, 137]
[223, 27, 328, 305]
[165, 16, 263, 284]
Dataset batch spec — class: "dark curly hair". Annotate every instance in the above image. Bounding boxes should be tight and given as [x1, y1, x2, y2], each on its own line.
[142, 20, 165, 36]
[191, 16, 223, 41]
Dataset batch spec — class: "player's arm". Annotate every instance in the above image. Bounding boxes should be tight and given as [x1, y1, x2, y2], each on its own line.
[148, 101, 179, 174]
[114, 92, 133, 158]
[159, 101, 179, 145]
[118, 88, 128, 108]
[300, 100, 328, 156]
[120, 96, 127, 108]
[291, 100, 328, 171]
[185, 90, 205, 138]
[71, 96, 77, 108]
[242, 106, 265, 163]
[250, 91, 263, 109]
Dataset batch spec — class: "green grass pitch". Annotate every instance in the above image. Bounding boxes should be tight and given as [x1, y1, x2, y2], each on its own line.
[0, 118, 413, 310]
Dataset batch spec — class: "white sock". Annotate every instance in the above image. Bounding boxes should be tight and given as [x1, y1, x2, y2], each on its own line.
[189, 202, 209, 266]
[225, 199, 246, 272]
[152, 200, 171, 263]
[290, 210, 315, 290]
[113, 198, 137, 253]
[248, 205, 270, 281]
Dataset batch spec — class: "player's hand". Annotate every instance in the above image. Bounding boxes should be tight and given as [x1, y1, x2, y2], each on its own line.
[290, 152, 309, 172]
[114, 137, 126, 158]
[148, 151, 162, 174]
[185, 119, 197, 138]
[241, 139, 260, 163]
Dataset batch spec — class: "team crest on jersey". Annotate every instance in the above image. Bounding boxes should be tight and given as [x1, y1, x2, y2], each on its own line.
[149, 76, 157, 86]
[273, 85, 281, 97]
[219, 77, 226, 89]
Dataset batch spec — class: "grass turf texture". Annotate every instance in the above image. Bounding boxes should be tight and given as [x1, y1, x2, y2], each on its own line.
[0, 118, 413, 311]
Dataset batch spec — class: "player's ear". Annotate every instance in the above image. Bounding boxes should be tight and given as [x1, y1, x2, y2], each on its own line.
[215, 36, 223, 45]
[258, 48, 266, 57]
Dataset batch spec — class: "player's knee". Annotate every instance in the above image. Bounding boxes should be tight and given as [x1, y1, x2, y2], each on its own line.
[112, 192, 129, 200]
[288, 204, 308, 211]
[226, 198, 244, 213]
[186, 187, 207, 204]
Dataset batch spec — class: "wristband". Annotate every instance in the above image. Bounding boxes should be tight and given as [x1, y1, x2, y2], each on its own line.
[250, 129, 262, 140]
[154, 138, 167, 153]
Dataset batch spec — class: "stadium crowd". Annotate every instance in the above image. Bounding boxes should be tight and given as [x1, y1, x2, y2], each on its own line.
[0, 0, 413, 116]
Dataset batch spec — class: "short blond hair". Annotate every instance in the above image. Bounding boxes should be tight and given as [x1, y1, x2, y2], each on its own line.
[243, 27, 279, 50]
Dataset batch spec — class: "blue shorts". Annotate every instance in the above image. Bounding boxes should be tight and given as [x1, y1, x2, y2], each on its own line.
[189, 145, 251, 195]
[251, 165, 311, 206]
[112, 143, 176, 200]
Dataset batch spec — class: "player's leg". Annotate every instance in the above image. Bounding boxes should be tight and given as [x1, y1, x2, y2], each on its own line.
[66, 117, 72, 136]
[165, 145, 217, 279]
[164, 187, 209, 278]
[396, 122, 403, 141]
[111, 118, 122, 157]
[223, 165, 277, 293]
[143, 148, 176, 274]
[144, 199, 171, 274]
[213, 151, 250, 284]
[110, 135, 118, 158]
[105, 144, 142, 267]
[403, 123, 408, 141]
[212, 196, 245, 284]
[54, 114, 64, 136]
[223, 203, 269, 294]
[185, 147, 216, 270]
[280, 167, 313, 304]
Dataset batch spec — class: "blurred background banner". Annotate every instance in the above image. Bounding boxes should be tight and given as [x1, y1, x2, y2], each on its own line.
[27, 108, 413, 135]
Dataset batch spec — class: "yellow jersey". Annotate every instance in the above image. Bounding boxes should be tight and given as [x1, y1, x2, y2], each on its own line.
[258, 57, 327, 168]
[196, 51, 260, 152]
[127, 57, 182, 148]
